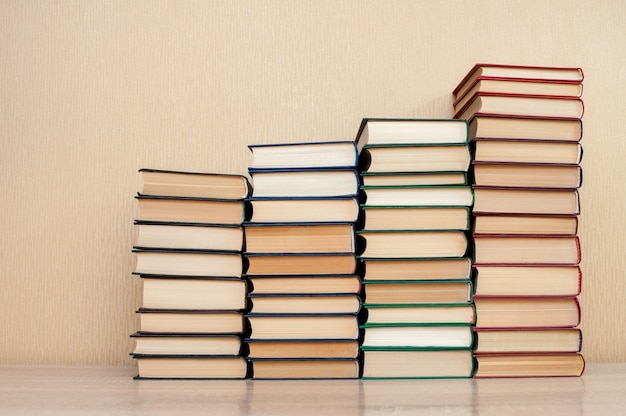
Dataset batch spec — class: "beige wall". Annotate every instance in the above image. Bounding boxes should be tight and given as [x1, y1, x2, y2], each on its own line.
[1, 0, 624, 365]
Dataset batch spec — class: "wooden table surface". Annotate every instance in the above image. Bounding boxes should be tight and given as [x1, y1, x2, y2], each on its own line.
[1, 363, 624, 415]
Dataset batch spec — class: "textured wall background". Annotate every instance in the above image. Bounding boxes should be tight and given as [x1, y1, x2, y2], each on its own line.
[1, 0, 624, 365]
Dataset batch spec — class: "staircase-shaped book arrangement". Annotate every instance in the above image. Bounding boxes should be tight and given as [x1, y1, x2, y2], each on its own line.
[131, 169, 250, 379]
[355, 119, 475, 379]
[244, 142, 362, 379]
[453, 63, 585, 378]
[130, 63, 585, 379]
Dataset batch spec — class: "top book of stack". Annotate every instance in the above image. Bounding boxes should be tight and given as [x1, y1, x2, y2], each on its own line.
[452, 64, 584, 121]
[355, 118, 469, 151]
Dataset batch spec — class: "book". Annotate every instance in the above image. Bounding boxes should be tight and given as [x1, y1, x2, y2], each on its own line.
[472, 187, 580, 215]
[355, 118, 469, 151]
[454, 92, 584, 120]
[131, 333, 242, 355]
[473, 297, 581, 328]
[250, 359, 359, 379]
[364, 304, 475, 325]
[136, 196, 247, 225]
[357, 230, 468, 258]
[248, 141, 358, 170]
[248, 275, 361, 295]
[246, 314, 360, 339]
[361, 324, 473, 349]
[453, 64, 584, 101]
[473, 265, 582, 297]
[139, 169, 251, 200]
[473, 328, 582, 354]
[473, 353, 585, 378]
[362, 206, 470, 231]
[137, 310, 245, 334]
[472, 214, 578, 235]
[359, 145, 470, 173]
[247, 197, 360, 223]
[360, 171, 468, 187]
[244, 222, 355, 253]
[249, 169, 359, 198]
[361, 186, 473, 207]
[361, 257, 472, 281]
[454, 78, 583, 113]
[362, 349, 474, 379]
[469, 115, 583, 142]
[248, 294, 361, 314]
[473, 139, 583, 165]
[245, 253, 357, 275]
[472, 235, 581, 265]
[472, 163, 582, 189]
[134, 222, 244, 251]
[363, 280, 472, 304]
[134, 356, 248, 379]
[246, 339, 359, 359]
[133, 249, 244, 277]
[140, 277, 247, 310]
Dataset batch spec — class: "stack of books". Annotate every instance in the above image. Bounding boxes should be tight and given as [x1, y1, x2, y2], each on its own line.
[355, 118, 475, 379]
[130, 169, 250, 379]
[244, 142, 361, 379]
[453, 63, 586, 378]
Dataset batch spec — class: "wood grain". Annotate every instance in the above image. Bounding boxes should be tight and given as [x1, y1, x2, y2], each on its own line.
[0, 364, 624, 415]
[1, 0, 625, 364]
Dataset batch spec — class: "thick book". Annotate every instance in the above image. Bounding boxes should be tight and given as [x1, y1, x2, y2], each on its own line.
[250, 358, 359, 379]
[361, 324, 473, 349]
[472, 187, 580, 215]
[453, 63, 584, 102]
[472, 139, 583, 165]
[363, 280, 473, 305]
[357, 230, 468, 258]
[472, 235, 581, 265]
[249, 168, 359, 198]
[473, 265, 582, 297]
[133, 355, 247, 379]
[364, 304, 476, 325]
[454, 92, 584, 121]
[361, 257, 472, 281]
[248, 141, 358, 170]
[246, 339, 359, 359]
[247, 294, 361, 314]
[361, 186, 473, 207]
[360, 171, 468, 187]
[473, 328, 583, 354]
[454, 78, 583, 113]
[139, 277, 247, 311]
[243, 222, 355, 254]
[474, 297, 581, 329]
[133, 249, 244, 277]
[362, 206, 470, 231]
[247, 275, 361, 295]
[136, 196, 247, 225]
[139, 169, 251, 200]
[354, 118, 469, 151]
[362, 349, 474, 379]
[134, 221, 244, 252]
[469, 115, 583, 142]
[137, 309, 245, 334]
[246, 314, 360, 340]
[247, 197, 360, 223]
[131, 333, 242, 356]
[245, 253, 357, 276]
[359, 144, 470, 173]
[472, 213, 578, 236]
[473, 353, 585, 378]
[472, 162, 582, 189]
